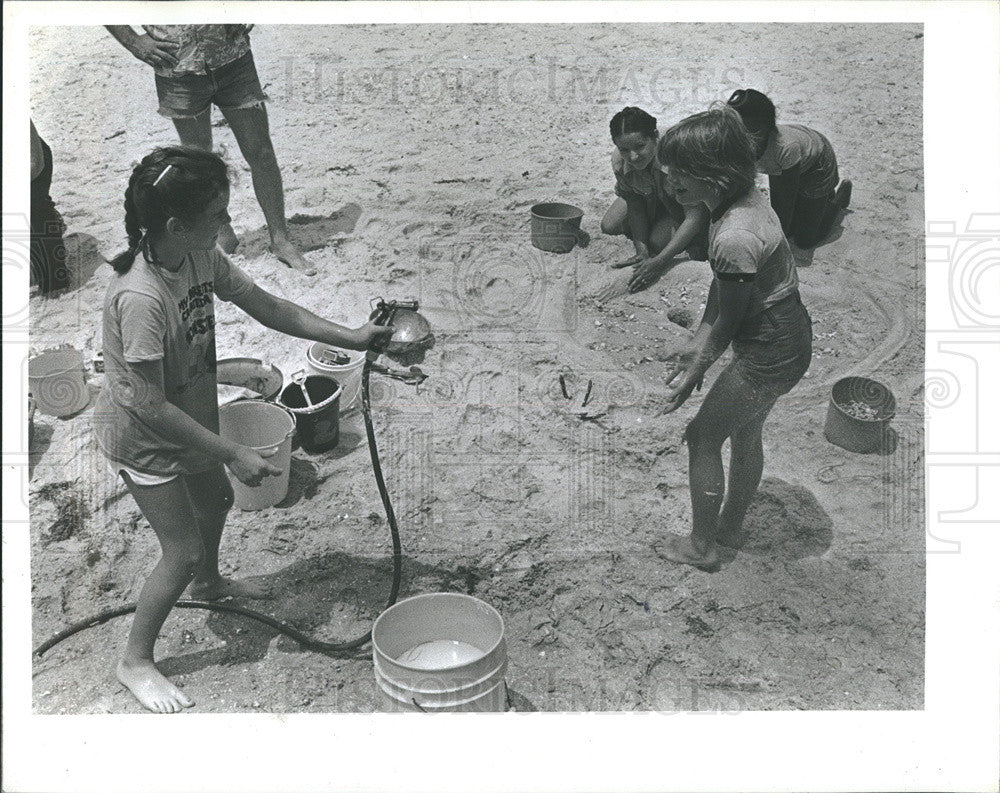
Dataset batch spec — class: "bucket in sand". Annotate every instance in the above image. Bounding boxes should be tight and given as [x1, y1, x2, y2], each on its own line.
[824, 375, 896, 453]
[218, 400, 295, 510]
[28, 347, 90, 417]
[305, 343, 365, 413]
[530, 202, 584, 253]
[372, 593, 509, 712]
[278, 374, 342, 454]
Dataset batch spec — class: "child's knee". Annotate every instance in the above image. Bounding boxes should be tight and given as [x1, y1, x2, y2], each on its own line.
[201, 480, 235, 515]
[242, 138, 276, 165]
[649, 227, 672, 254]
[166, 543, 205, 578]
[683, 417, 722, 450]
[601, 215, 622, 236]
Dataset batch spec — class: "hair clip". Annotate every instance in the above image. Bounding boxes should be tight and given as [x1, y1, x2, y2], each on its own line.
[153, 164, 174, 187]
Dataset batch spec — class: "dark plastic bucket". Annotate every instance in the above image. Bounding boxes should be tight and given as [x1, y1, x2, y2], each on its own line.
[279, 374, 342, 453]
[530, 203, 584, 253]
[824, 376, 896, 453]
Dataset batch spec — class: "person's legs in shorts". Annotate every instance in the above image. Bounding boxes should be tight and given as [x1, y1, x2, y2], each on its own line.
[219, 103, 315, 274]
[156, 71, 242, 254]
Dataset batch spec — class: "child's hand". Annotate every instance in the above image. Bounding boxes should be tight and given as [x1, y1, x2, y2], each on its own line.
[610, 253, 644, 270]
[628, 259, 667, 293]
[661, 370, 702, 414]
[353, 321, 396, 351]
[227, 445, 283, 487]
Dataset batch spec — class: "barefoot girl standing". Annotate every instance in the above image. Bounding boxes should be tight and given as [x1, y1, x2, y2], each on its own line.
[653, 108, 813, 570]
[94, 146, 392, 712]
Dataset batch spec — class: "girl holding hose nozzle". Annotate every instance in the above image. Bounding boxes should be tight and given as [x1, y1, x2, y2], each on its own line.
[94, 146, 393, 712]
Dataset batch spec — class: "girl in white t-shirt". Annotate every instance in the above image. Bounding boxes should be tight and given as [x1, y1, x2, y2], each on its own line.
[653, 108, 812, 570]
[96, 146, 392, 712]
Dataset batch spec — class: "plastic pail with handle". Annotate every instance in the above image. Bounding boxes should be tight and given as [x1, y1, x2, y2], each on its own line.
[305, 343, 365, 413]
[278, 374, 342, 454]
[372, 593, 509, 712]
[28, 347, 90, 417]
[218, 400, 295, 510]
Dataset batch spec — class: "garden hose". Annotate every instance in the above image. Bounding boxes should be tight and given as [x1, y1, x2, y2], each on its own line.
[34, 358, 402, 658]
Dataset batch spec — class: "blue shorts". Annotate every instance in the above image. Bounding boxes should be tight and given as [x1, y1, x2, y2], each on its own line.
[154, 51, 268, 119]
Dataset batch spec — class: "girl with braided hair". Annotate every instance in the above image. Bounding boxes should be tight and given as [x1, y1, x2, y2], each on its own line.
[95, 146, 393, 712]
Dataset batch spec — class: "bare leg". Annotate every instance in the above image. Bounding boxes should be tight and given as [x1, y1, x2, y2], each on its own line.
[647, 215, 675, 256]
[182, 466, 269, 600]
[717, 412, 770, 549]
[171, 111, 238, 253]
[601, 197, 629, 236]
[116, 474, 202, 713]
[219, 104, 316, 275]
[656, 365, 772, 570]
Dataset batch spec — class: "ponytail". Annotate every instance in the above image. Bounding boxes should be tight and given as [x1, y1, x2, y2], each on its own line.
[107, 146, 230, 275]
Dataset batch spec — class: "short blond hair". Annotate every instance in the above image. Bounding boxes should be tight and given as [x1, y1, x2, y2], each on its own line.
[657, 106, 756, 198]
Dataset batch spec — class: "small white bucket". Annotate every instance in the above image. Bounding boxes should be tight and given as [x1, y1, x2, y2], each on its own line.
[305, 343, 365, 413]
[28, 347, 90, 417]
[372, 593, 509, 712]
[218, 400, 295, 511]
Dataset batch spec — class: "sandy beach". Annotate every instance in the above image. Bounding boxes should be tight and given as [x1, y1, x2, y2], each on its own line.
[27, 22, 925, 713]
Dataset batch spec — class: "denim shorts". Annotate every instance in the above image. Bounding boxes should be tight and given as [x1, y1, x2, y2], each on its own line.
[731, 291, 813, 390]
[154, 51, 268, 119]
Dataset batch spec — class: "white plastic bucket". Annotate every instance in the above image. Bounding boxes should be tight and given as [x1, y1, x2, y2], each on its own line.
[372, 593, 509, 712]
[28, 347, 90, 417]
[218, 400, 295, 511]
[305, 343, 365, 413]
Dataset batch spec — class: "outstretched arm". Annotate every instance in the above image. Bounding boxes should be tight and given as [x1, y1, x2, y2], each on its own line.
[231, 285, 394, 351]
[627, 203, 710, 292]
[106, 26, 179, 70]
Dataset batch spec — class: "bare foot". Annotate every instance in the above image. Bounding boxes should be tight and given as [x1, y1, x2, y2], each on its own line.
[116, 658, 194, 714]
[271, 237, 317, 276]
[654, 534, 721, 571]
[716, 527, 745, 550]
[218, 223, 239, 254]
[185, 575, 270, 601]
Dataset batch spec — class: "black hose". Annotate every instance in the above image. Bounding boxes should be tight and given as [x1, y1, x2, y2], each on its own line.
[34, 359, 402, 658]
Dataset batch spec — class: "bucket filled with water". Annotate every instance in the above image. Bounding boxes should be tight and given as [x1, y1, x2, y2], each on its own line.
[28, 347, 90, 417]
[372, 592, 509, 712]
[218, 400, 296, 510]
